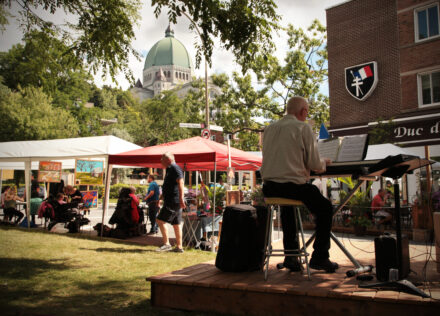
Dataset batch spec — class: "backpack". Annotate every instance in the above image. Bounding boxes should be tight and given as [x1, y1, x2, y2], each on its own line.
[38, 201, 55, 220]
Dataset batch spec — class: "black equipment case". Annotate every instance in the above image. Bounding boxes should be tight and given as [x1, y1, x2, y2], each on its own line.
[374, 233, 410, 281]
[215, 204, 267, 272]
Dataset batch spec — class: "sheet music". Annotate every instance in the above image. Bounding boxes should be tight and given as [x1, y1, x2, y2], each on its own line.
[336, 134, 368, 162]
[318, 138, 340, 162]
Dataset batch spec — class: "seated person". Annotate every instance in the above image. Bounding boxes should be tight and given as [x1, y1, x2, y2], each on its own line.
[109, 188, 139, 236]
[3, 187, 24, 224]
[63, 185, 82, 206]
[56, 193, 67, 205]
[261, 96, 338, 273]
[372, 189, 392, 225]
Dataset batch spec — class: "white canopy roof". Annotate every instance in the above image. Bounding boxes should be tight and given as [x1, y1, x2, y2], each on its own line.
[0, 136, 142, 169]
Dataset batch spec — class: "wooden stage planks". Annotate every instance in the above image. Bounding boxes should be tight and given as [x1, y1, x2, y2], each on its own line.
[147, 240, 440, 316]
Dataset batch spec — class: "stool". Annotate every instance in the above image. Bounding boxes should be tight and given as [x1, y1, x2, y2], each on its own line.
[263, 197, 311, 280]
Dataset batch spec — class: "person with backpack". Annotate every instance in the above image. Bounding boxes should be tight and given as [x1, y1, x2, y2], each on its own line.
[144, 174, 160, 234]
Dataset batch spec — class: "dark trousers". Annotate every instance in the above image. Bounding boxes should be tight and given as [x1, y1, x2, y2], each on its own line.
[148, 201, 159, 232]
[263, 181, 333, 261]
[4, 208, 24, 224]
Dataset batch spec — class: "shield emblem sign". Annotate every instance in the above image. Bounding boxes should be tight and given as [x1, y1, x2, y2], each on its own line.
[345, 61, 378, 101]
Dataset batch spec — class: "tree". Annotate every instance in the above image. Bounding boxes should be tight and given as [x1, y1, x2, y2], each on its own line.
[0, 84, 79, 141]
[249, 20, 329, 128]
[0, 30, 93, 109]
[1, 1, 279, 80]
[1, 0, 141, 81]
[137, 90, 193, 145]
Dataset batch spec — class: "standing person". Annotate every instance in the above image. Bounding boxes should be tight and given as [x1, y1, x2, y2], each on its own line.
[129, 187, 140, 226]
[156, 152, 186, 253]
[261, 96, 338, 273]
[372, 189, 392, 225]
[30, 189, 43, 224]
[144, 174, 160, 234]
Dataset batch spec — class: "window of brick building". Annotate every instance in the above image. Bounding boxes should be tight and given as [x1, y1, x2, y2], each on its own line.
[418, 70, 440, 107]
[415, 4, 439, 41]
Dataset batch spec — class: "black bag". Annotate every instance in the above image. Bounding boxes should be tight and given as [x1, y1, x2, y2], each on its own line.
[215, 204, 267, 272]
[374, 233, 410, 281]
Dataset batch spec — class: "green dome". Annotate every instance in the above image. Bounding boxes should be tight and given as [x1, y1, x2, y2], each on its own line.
[143, 26, 192, 70]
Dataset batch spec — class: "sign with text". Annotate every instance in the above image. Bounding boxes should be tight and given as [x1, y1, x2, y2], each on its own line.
[38, 161, 62, 183]
[392, 117, 440, 145]
[179, 123, 204, 129]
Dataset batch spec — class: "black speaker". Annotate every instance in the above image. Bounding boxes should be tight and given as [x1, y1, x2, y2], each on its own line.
[374, 234, 410, 281]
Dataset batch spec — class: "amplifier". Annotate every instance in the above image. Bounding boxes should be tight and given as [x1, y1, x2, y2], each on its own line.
[374, 234, 410, 281]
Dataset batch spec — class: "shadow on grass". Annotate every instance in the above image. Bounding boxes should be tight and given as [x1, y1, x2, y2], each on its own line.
[0, 257, 70, 279]
[79, 247, 157, 253]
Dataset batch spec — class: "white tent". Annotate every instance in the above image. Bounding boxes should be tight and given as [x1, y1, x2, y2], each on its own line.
[0, 136, 142, 228]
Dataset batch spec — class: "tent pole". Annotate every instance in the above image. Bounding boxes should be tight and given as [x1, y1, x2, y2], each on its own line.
[212, 161, 217, 253]
[24, 160, 31, 229]
[101, 158, 112, 237]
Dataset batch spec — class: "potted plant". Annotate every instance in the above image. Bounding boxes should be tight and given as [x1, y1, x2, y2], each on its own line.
[339, 178, 373, 235]
[250, 185, 266, 206]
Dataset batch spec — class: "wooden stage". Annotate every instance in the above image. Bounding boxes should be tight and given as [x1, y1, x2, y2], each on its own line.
[147, 235, 440, 315]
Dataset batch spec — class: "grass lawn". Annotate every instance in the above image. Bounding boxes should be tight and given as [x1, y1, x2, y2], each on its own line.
[0, 227, 216, 315]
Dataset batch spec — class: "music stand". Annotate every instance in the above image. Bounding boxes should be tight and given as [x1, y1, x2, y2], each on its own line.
[359, 162, 430, 298]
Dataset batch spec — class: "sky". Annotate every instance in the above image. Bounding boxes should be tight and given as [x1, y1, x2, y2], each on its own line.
[0, 0, 345, 90]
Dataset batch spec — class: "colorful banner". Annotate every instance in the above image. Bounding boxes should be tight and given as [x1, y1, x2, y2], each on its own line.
[81, 190, 98, 208]
[75, 160, 104, 185]
[38, 161, 62, 183]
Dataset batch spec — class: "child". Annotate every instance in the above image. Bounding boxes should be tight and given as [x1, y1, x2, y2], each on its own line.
[56, 193, 66, 205]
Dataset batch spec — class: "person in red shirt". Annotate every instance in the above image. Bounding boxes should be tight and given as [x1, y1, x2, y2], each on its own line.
[371, 189, 392, 225]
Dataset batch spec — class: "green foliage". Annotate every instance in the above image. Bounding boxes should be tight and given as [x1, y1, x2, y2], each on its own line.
[109, 183, 147, 199]
[206, 21, 329, 150]
[204, 186, 226, 214]
[137, 90, 193, 145]
[249, 20, 329, 129]
[250, 185, 265, 206]
[339, 177, 373, 227]
[1, 0, 141, 82]
[368, 118, 395, 145]
[0, 85, 79, 141]
[0, 30, 92, 108]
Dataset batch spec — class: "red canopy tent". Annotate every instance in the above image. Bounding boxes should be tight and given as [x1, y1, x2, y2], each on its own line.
[108, 136, 261, 171]
[108, 137, 261, 250]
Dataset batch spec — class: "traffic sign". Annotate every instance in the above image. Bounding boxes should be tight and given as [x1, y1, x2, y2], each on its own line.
[201, 128, 211, 139]
[179, 123, 204, 129]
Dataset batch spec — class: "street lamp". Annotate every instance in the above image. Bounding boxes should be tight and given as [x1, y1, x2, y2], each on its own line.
[181, 12, 209, 129]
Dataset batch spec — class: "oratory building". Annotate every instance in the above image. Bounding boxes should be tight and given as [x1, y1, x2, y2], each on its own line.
[131, 25, 195, 101]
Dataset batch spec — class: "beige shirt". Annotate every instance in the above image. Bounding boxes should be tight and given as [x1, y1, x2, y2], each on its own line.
[261, 114, 326, 185]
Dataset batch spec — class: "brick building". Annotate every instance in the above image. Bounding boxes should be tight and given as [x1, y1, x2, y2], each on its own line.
[326, 0, 440, 147]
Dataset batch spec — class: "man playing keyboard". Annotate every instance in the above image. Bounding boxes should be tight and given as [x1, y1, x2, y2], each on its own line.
[261, 96, 339, 273]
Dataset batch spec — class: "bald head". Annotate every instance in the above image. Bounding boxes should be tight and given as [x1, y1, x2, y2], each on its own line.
[286, 96, 309, 121]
